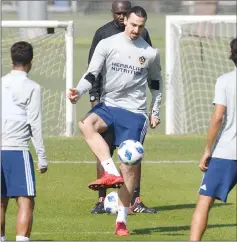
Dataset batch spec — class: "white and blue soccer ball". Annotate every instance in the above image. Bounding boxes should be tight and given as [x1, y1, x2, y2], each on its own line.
[104, 191, 118, 214]
[118, 140, 144, 166]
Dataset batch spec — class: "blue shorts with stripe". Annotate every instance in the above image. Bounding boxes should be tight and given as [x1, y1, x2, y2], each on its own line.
[199, 157, 237, 202]
[88, 103, 148, 146]
[1, 150, 36, 197]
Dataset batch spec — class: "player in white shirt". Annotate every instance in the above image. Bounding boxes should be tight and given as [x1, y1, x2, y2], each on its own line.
[1, 41, 48, 242]
[190, 38, 237, 241]
[68, 6, 162, 236]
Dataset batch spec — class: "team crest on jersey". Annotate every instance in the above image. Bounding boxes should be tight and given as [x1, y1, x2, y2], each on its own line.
[139, 56, 146, 65]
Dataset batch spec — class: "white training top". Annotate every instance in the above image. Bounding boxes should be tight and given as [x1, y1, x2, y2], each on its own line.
[1, 70, 47, 169]
[76, 32, 162, 118]
[212, 68, 236, 160]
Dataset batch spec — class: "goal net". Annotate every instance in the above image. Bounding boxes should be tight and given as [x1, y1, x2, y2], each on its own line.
[166, 16, 236, 134]
[1, 21, 74, 136]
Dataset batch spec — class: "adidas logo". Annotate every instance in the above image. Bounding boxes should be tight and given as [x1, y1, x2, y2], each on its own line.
[200, 184, 207, 191]
[133, 207, 145, 213]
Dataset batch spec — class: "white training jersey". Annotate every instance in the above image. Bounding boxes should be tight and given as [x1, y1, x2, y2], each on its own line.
[1, 70, 47, 169]
[212, 68, 236, 160]
[76, 32, 162, 117]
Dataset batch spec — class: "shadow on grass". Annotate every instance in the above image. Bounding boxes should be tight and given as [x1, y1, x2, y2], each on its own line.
[152, 203, 232, 211]
[132, 223, 237, 235]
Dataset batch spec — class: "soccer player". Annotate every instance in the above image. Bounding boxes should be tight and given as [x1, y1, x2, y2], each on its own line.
[68, 6, 162, 236]
[88, 0, 156, 215]
[1, 41, 48, 242]
[189, 38, 237, 241]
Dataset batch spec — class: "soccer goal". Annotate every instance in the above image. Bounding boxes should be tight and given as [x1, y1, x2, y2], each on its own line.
[1, 21, 75, 136]
[166, 15, 236, 135]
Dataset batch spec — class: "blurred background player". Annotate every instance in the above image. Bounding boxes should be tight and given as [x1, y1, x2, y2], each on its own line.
[1, 41, 48, 242]
[88, 0, 156, 215]
[68, 6, 162, 236]
[189, 38, 237, 241]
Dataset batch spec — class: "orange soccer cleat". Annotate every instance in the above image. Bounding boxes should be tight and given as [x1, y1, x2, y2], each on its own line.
[88, 172, 124, 190]
[115, 222, 130, 236]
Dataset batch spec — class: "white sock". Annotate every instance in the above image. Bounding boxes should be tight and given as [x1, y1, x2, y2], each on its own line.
[116, 206, 129, 224]
[101, 158, 120, 176]
[16, 236, 29, 241]
[1, 236, 6, 241]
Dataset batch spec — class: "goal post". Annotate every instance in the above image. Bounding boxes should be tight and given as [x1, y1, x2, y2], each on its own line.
[166, 15, 236, 135]
[1, 20, 74, 137]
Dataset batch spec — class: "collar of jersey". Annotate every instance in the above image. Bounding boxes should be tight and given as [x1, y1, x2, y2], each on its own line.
[10, 70, 27, 76]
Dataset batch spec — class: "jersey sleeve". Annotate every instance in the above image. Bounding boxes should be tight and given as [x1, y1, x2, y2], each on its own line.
[148, 49, 163, 118]
[26, 84, 47, 169]
[76, 39, 107, 96]
[213, 77, 227, 106]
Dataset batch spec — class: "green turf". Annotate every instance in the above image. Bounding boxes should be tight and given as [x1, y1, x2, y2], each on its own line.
[4, 135, 237, 241]
[28, 134, 206, 161]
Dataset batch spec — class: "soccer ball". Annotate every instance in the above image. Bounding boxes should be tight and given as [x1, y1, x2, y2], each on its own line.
[104, 191, 118, 214]
[118, 140, 144, 166]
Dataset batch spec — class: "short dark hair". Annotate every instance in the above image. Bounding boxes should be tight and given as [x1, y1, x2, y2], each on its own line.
[230, 38, 237, 66]
[112, 0, 131, 11]
[126, 6, 147, 21]
[11, 41, 33, 66]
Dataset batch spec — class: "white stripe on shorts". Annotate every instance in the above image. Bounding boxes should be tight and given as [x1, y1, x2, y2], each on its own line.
[23, 150, 34, 196]
[198, 173, 206, 193]
[140, 115, 148, 143]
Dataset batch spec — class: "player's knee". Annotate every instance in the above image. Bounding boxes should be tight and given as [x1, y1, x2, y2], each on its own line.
[78, 120, 84, 132]
[120, 164, 135, 179]
[196, 195, 215, 211]
[1, 200, 7, 226]
[31, 199, 35, 211]
[1, 198, 8, 210]
[17, 197, 34, 214]
[79, 113, 98, 132]
[78, 120, 90, 134]
[1, 200, 5, 209]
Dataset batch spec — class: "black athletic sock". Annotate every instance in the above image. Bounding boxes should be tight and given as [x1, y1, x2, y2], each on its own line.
[131, 186, 140, 206]
[98, 188, 106, 199]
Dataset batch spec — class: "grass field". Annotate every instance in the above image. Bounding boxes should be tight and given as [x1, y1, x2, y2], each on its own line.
[4, 135, 237, 241]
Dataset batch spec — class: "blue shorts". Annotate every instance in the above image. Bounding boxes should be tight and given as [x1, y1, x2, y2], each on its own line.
[199, 157, 237, 202]
[88, 103, 148, 146]
[1, 150, 36, 197]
